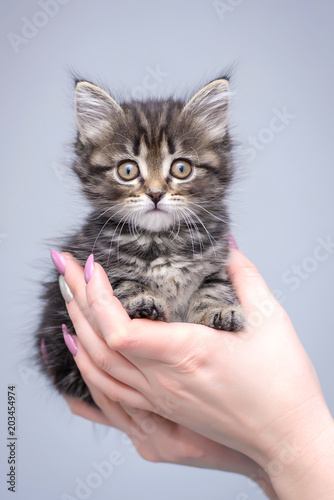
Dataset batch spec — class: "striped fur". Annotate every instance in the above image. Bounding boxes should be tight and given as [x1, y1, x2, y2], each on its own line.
[36, 79, 245, 404]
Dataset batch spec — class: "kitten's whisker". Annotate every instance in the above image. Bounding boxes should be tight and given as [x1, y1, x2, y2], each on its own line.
[92, 203, 124, 220]
[130, 212, 140, 243]
[128, 212, 136, 238]
[98, 132, 133, 155]
[107, 211, 129, 265]
[183, 207, 217, 256]
[129, 209, 146, 247]
[117, 216, 129, 261]
[184, 209, 204, 256]
[178, 209, 192, 250]
[169, 213, 177, 241]
[131, 213, 136, 237]
[92, 207, 125, 254]
[188, 202, 228, 223]
[178, 208, 196, 256]
[97, 142, 113, 156]
[185, 206, 217, 246]
[112, 131, 134, 144]
[189, 194, 224, 205]
[133, 211, 140, 237]
[177, 212, 182, 237]
[127, 216, 133, 237]
[168, 211, 178, 239]
[188, 146, 200, 166]
[177, 130, 201, 142]
[175, 213, 181, 240]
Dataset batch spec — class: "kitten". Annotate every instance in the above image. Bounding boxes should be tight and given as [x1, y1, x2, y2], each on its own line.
[36, 77, 245, 404]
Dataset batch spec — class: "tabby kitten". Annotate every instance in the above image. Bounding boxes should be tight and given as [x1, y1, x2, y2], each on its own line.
[36, 77, 245, 404]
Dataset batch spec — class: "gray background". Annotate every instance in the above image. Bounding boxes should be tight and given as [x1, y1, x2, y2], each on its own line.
[1, 1, 333, 499]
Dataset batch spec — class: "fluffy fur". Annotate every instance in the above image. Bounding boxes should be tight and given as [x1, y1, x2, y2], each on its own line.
[36, 78, 245, 404]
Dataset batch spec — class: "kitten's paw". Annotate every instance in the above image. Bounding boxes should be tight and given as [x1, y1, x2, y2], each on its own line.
[211, 305, 246, 331]
[194, 305, 246, 332]
[126, 295, 167, 321]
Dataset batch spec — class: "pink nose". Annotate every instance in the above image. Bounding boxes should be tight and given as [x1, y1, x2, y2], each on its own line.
[146, 191, 165, 207]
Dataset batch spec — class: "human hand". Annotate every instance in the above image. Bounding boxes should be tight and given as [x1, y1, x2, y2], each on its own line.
[61, 249, 334, 499]
[64, 394, 278, 498]
[60, 254, 278, 498]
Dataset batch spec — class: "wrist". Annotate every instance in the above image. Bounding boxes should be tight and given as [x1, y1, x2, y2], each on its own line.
[258, 398, 334, 499]
[212, 453, 279, 500]
[181, 437, 280, 500]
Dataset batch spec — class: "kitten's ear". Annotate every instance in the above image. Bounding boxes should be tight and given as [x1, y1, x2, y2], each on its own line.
[74, 81, 123, 145]
[181, 79, 230, 141]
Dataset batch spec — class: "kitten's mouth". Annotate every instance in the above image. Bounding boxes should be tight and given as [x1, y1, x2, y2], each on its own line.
[147, 206, 167, 213]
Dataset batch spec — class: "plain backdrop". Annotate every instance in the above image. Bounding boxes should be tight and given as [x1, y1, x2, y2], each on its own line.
[1, 1, 333, 499]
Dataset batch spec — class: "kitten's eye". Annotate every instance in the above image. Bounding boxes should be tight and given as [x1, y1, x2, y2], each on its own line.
[170, 160, 192, 179]
[117, 161, 139, 181]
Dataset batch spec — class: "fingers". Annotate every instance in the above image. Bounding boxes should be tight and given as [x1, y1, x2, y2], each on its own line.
[63, 392, 139, 435]
[73, 336, 153, 411]
[61, 253, 98, 331]
[61, 253, 150, 391]
[63, 395, 111, 426]
[65, 290, 150, 392]
[85, 261, 132, 342]
[86, 262, 209, 361]
[81, 386, 134, 432]
[71, 342, 154, 437]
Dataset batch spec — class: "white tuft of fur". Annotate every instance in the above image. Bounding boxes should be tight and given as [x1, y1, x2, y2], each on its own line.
[182, 79, 230, 141]
[74, 81, 123, 144]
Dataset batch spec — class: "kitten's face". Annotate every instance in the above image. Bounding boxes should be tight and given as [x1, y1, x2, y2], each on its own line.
[73, 80, 233, 233]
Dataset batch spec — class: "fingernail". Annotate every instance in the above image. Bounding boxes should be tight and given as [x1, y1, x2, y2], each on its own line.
[41, 339, 49, 365]
[51, 249, 66, 276]
[228, 235, 238, 249]
[62, 324, 77, 357]
[84, 254, 95, 284]
[59, 275, 73, 303]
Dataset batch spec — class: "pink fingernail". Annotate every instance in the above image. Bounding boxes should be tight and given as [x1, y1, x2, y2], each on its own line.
[62, 324, 77, 357]
[41, 338, 49, 365]
[84, 254, 95, 284]
[228, 235, 238, 249]
[51, 249, 66, 276]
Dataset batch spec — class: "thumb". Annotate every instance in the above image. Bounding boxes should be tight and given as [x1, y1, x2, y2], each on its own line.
[227, 248, 276, 314]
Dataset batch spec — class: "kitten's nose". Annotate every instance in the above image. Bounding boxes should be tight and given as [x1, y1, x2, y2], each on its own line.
[146, 190, 165, 207]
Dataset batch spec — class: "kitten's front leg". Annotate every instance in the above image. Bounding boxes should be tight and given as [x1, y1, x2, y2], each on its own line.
[113, 280, 169, 321]
[188, 272, 246, 332]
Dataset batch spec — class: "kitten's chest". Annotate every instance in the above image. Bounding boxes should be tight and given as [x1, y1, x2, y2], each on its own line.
[98, 233, 225, 320]
[144, 255, 214, 320]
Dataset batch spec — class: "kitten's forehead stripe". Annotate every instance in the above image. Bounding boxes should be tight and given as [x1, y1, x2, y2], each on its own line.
[158, 126, 166, 145]
[131, 105, 150, 149]
[167, 136, 175, 155]
[132, 136, 141, 156]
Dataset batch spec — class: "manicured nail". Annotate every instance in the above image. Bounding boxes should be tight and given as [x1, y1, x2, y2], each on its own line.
[62, 324, 77, 357]
[59, 275, 73, 303]
[84, 254, 95, 284]
[228, 235, 238, 249]
[41, 339, 49, 365]
[51, 249, 66, 276]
